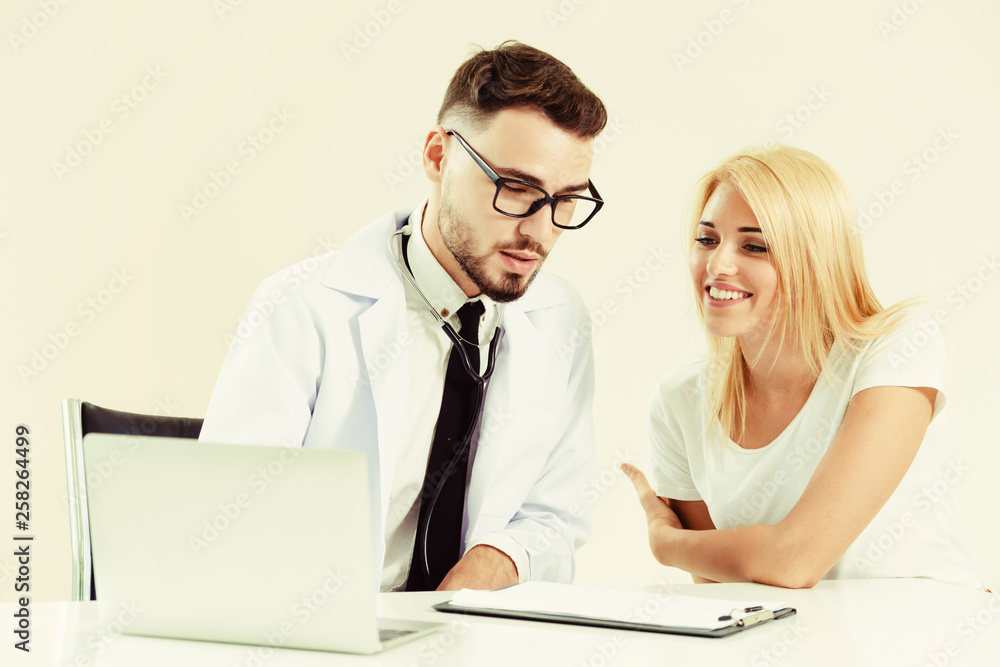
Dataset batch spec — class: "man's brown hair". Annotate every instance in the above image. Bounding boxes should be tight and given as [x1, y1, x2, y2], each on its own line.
[437, 41, 607, 138]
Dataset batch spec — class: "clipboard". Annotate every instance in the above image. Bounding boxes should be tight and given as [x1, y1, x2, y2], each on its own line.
[432, 582, 797, 638]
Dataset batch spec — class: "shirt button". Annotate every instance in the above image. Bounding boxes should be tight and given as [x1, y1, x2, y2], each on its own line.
[440, 309, 449, 318]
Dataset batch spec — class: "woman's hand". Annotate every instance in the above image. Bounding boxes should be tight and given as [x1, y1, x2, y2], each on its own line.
[621, 463, 683, 564]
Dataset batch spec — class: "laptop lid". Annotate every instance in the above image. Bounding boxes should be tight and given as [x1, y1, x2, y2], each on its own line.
[84, 434, 402, 654]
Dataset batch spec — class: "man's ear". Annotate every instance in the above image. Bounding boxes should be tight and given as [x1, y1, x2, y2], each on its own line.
[422, 126, 448, 184]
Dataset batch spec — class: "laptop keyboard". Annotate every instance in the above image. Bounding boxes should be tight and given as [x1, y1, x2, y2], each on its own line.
[379, 628, 417, 642]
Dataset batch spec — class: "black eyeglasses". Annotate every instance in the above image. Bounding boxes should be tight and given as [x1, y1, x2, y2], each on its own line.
[445, 130, 603, 230]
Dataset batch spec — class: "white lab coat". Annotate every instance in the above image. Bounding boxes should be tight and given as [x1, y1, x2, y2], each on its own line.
[200, 208, 597, 583]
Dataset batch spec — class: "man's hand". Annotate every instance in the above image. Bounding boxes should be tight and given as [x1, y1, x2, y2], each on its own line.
[621, 463, 683, 565]
[436, 545, 518, 591]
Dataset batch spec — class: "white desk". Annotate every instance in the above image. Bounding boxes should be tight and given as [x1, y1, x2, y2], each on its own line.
[9, 579, 1000, 666]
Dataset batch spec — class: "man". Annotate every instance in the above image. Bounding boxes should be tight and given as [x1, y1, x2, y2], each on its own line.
[200, 41, 607, 591]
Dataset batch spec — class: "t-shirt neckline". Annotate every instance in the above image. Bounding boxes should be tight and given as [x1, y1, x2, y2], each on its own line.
[721, 341, 844, 455]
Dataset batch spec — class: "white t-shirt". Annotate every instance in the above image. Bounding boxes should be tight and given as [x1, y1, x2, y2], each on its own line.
[649, 310, 981, 588]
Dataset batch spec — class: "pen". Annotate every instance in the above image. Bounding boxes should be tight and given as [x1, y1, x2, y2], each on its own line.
[718, 605, 766, 621]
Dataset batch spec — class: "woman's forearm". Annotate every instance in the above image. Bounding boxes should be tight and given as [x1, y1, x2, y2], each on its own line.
[653, 523, 826, 589]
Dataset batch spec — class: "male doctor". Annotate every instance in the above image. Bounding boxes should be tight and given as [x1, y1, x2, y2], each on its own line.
[200, 41, 607, 591]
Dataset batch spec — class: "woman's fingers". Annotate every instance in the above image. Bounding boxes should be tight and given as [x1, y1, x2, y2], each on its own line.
[621, 463, 666, 518]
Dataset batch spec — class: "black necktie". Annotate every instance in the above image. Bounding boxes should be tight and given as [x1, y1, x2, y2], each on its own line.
[406, 300, 485, 591]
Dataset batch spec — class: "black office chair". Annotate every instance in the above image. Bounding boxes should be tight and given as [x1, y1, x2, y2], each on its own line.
[61, 398, 203, 601]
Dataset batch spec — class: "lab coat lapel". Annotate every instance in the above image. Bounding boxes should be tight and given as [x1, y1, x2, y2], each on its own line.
[322, 208, 414, 531]
[358, 284, 409, 526]
[466, 306, 540, 528]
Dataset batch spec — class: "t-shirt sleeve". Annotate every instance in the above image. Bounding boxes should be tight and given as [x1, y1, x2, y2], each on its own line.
[852, 309, 947, 421]
[648, 374, 703, 501]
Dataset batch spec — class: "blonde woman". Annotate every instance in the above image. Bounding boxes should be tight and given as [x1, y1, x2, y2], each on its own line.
[623, 145, 982, 589]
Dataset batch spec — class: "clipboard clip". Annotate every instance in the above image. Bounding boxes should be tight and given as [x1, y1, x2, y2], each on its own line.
[718, 606, 775, 627]
[736, 609, 775, 627]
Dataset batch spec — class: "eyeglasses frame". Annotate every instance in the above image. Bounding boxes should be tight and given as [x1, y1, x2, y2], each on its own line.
[444, 129, 604, 230]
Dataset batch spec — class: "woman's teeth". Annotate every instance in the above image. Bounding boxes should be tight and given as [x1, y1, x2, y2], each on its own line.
[709, 286, 750, 301]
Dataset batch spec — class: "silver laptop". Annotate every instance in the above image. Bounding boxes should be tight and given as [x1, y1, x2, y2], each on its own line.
[83, 434, 443, 654]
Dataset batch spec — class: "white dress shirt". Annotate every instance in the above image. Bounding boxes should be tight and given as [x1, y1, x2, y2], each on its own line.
[380, 202, 530, 591]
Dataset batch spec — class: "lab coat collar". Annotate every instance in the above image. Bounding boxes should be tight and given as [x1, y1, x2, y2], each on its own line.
[320, 208, 412, 299]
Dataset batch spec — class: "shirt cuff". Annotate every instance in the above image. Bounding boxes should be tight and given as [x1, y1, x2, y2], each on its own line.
[466, 532, 530, 583]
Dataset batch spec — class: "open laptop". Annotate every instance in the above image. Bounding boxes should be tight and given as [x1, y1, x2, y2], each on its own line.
[82, 434, 443, 654]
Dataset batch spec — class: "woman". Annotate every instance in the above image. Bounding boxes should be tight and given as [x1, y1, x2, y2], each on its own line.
[623, 145, 981, 589]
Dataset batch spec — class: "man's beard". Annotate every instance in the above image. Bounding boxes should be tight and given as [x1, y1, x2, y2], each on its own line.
[439, 197, 547, 303]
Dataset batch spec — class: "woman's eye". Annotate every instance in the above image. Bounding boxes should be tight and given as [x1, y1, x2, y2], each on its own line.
[744, 244, 769, 253]
[695, 237, 718, 247]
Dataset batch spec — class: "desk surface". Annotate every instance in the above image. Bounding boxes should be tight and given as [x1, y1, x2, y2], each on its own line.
[9, 579, 1000, 667]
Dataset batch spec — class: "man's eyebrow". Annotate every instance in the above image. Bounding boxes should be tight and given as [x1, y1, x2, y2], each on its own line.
[558, 181, 592, 195]
[496, 166, 544, 187]
[496, 166, 590, 194]
[697, 221, 764, 234]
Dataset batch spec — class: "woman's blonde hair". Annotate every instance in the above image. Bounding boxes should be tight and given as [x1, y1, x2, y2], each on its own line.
[688, 144, 910, 441]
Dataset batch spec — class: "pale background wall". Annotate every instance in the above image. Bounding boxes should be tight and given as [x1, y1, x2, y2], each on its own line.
[1, 0, 997, 602]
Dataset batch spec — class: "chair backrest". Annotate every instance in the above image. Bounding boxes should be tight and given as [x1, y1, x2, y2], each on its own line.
[61, 398, 203, 601]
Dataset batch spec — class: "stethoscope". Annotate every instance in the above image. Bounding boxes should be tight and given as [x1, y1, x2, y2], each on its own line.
[388, 224, 505, 581]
